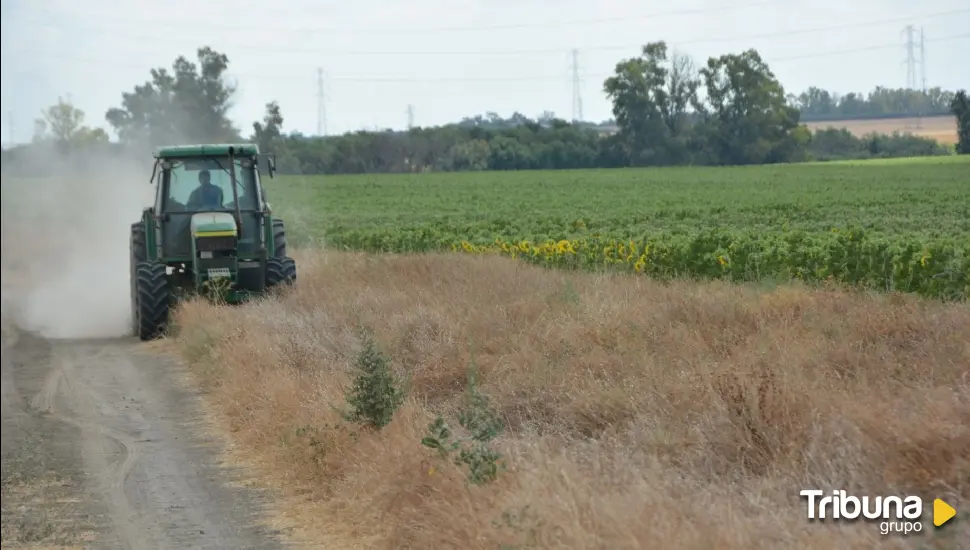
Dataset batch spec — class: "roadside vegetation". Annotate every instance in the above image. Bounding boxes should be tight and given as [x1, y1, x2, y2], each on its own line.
[169, 250, 970, 549]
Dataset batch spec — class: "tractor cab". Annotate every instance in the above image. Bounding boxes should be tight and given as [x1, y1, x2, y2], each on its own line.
[151, 144, 272, 260]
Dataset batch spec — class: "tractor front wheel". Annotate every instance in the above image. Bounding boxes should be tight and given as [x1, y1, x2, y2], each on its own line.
[265, 257, 297, 288]
[133, 261, 170, 341]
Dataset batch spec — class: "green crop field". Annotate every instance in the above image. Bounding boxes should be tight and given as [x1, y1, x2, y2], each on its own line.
[269, 156, 969, 300]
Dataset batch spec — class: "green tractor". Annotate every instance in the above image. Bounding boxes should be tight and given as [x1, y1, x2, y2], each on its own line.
[130, 143, 297, 341]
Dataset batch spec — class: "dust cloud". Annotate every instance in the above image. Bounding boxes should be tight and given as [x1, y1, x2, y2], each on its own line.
[1, 144, 155, 339]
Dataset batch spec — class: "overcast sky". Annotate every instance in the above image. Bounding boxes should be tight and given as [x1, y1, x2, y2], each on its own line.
[1, 0, 968, 143]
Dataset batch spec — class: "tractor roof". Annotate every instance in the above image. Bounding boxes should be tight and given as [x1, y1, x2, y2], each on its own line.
[155, 143, 260, 158]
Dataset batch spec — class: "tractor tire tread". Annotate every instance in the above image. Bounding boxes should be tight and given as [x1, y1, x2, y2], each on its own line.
[266, 256, 297, 288]
[131, 222, 147, 263]
[272, 218, 287, 259]
[135, 261, 170, 341]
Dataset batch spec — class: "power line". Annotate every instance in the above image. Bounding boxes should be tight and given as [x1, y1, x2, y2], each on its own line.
[8, 0, 785, 34]
[764, 33, 966, 62]
[6, 9, 966, 57]
[2, 34, 968, 84]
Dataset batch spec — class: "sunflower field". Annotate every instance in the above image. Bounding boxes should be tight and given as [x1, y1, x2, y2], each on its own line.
[271, 156, 969, 300]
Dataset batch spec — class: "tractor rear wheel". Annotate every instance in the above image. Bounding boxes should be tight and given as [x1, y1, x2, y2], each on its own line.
[272, 218, 288, 258]
[265, 257, 297, 288]
[131, 222, 147, 262]
[130, 222, 147, 334]
[133, 261, 170, 341]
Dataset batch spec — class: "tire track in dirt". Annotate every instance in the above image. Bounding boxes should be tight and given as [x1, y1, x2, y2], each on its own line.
[28, 348, 145, 549]
[2, 326, 287, 550]
[1, 327, 106, 548]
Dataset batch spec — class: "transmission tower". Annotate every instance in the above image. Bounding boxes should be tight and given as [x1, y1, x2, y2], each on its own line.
[919, 27, 927, 93]
[902, 25, 917, 91]
[407, 104, 415, 129]
[571, 49, 583, 123]
[316, 68, 328, 136]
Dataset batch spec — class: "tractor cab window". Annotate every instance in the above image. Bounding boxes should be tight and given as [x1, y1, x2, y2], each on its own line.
[165, 157, 258, 212]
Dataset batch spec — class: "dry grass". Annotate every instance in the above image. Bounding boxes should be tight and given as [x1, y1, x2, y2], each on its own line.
[803, 115, 957, 145]
[168, 249, 970, 549]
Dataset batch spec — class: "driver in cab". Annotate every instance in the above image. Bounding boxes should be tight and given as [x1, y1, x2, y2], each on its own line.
[187, 169, 224, 210]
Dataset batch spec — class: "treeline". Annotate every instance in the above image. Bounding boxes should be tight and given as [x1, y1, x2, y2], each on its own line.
[266, 42, 961, 173]
[268, 119, 952, 175]
[2, 43, 967, 177]
[792, 86, 957, 121]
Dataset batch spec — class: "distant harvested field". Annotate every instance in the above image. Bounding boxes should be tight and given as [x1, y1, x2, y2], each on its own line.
[803, 115, 957, 144]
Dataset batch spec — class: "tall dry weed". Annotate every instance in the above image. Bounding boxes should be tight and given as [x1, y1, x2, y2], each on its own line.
[170, 250, 970, 549]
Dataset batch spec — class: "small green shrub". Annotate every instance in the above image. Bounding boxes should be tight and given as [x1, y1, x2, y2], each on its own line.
[342, 327, 405, 429]
[200, 276, 232, 303]
[422, 357, 505, 485]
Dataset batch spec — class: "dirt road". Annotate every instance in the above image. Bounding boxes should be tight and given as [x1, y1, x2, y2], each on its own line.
[1, 325, 286, 549]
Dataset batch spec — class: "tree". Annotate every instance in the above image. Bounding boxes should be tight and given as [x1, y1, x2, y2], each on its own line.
[251, 100, 301, 172]
[37, 97, 82, 143]
[951, 90, 969, 154]
[793, 86, 838, 118]
[604, 41, 701, 165]
[252, 101, 284, 153]
[698, 49, 805, 164]
[105, 46, 240, 148]
[33, 97, 109, 148]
